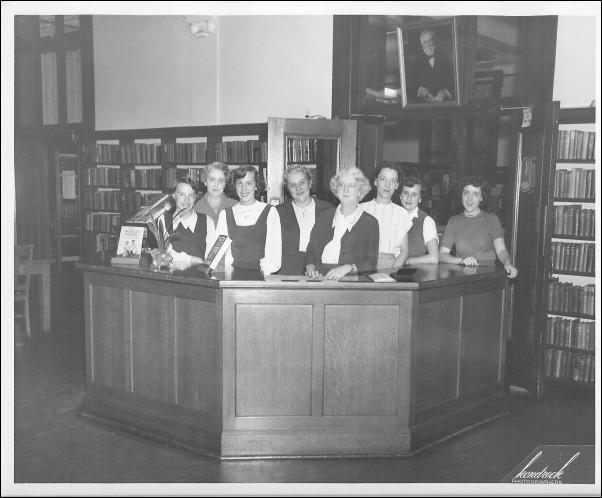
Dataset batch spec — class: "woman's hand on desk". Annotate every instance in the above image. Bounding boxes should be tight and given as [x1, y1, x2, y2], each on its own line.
[324, 264, 353, 281]
[461, 256, 478, 266]
[305, 264, 321, 280]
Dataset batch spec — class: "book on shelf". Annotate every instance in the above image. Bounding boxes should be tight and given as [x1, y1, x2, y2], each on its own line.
[557, 129, 596, 160]
[111, 225, 145, 265]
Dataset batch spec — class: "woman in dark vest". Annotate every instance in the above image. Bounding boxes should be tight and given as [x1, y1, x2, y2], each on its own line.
[159, 178, 213, 266]
[276, 165, 332, 275]
[305, 167, 379, 280]
[215, 165, 281, 276]
[399, 176, 439, 265]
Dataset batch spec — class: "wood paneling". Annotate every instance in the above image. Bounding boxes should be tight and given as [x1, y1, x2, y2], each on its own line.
[90, 284, 129, 389]
[415, 297, 461, 416]
[235, 304, 313, 416]
[175, 297, 218, 416]
[323, 305, 399, 416]
[459, 290, 504, 395]
[131, 291, 173, 402]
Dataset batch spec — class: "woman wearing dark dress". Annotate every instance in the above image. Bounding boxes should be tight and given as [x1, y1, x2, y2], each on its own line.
[305, 167, 379, 281]
[156, 178, 214, 267]
[276, 165, 332, 275]
[215, 165, 281, 276]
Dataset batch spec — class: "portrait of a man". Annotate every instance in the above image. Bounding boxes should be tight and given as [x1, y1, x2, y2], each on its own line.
[399, 20, 459, 107]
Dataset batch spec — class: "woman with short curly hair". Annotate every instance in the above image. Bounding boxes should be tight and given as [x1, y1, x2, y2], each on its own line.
[194, 161, 237, 227]
[305, 167, 379, 280]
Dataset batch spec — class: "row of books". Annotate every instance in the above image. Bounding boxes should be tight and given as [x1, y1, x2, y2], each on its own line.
[83, 140, 268, 165]
[286, 138, 319, 164]
[214, 140, 267, 164]
[82, 143, 120, 163]
[556, 129, 595, 160]
[162, 142, 208, 163]
[544, 349, 595, 383]
[547, 279, 595, 316]
[122, 191, 165, 216]
[544, 316, 595, 351]
[550, 242, 595, 274]
[84, 190, 121, 211]
[553, 205, 595, 237]
[554, 168, 595, 199]
[84, 212, 121, 234]
[83, 232, 117, 254]
[122, 168, 163, 189]
[85, 165, 121, 186]
[164, 167, 204, 188]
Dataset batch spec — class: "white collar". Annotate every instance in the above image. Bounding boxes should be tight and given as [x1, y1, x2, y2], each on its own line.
[292, 198, 314, 212]
[174, 211, 197, 231]
[407, 207, 419, 219]
[333, 205, 363, 228]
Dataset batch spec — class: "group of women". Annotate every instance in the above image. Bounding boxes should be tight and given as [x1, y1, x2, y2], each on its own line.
[157, 161, 518, 280]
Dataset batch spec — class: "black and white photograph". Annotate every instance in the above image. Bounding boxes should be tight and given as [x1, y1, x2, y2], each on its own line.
[398, 19, 460, 107]
[3, 1, 600, 497]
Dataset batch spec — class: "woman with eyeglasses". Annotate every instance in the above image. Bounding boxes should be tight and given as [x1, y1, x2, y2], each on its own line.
[194, 162, 237, 227]
[275, 165, 333, 275]
[305, 167, 379, 280]
[360, 163, 411, 270]
[214, 165, 281, 276]
[439, 175, 518, 278]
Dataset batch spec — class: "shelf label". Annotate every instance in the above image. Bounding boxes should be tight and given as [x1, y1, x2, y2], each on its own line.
[62, 171, 77, 199]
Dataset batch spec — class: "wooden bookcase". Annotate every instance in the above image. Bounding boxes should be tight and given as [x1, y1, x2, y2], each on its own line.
[79, 118, 357, 259]
[79, 124, 268, 258]
[542, 106, 596, 389]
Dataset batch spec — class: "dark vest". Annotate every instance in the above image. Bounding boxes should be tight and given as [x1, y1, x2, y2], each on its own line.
[225, 205, 271, 270]
[276, 199, 331, 275]
[164, 212, 208, 259]
[407, 209, 428, 258]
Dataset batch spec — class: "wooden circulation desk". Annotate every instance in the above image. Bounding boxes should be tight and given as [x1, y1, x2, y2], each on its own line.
[78, 259, 510, 459]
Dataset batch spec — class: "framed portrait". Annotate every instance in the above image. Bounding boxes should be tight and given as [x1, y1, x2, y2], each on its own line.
[397, 19, 460, 108]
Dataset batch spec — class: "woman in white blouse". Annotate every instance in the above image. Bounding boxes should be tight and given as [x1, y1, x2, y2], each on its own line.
[360, 164, 411, 270]
[215, 165, 281, 276]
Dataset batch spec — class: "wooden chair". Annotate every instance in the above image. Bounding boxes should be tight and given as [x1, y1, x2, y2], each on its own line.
[14, 244, 34, 339]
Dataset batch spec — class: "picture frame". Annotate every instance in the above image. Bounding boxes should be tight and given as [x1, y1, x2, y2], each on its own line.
[397, 19, 460, 108]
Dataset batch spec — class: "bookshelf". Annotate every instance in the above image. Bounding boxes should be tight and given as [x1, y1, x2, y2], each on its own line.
[543, 107, 596, 389]
[267, 118, 357, 205]
[79, 124, 269, 258]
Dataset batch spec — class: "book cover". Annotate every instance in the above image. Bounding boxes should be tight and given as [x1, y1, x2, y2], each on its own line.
[112, 225, 145, 264]
[586, 131, 595, 160]
[205, 235, 232, 270]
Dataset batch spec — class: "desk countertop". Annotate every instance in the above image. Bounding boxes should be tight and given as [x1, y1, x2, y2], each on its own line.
[77, 254, 508, 290]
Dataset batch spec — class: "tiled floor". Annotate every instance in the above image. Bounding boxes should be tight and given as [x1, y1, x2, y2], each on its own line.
[9, 267, 596, 492]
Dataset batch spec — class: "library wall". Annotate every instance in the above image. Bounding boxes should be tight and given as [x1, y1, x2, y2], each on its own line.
[93, 16, 218, 130]
[218, 16, 333, 124]
[553, 16, 596, 107]
[93, 15, 333, 130]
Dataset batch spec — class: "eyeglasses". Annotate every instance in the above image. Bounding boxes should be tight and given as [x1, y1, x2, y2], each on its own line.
[377, 176, 398, 186]
[207, 177, 225, 185]
[336, 182, 358, 190]
[401, 191, 420, 199]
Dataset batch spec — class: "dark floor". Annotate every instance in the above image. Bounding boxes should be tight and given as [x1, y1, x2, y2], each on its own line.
[9, 266, 597, 491]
